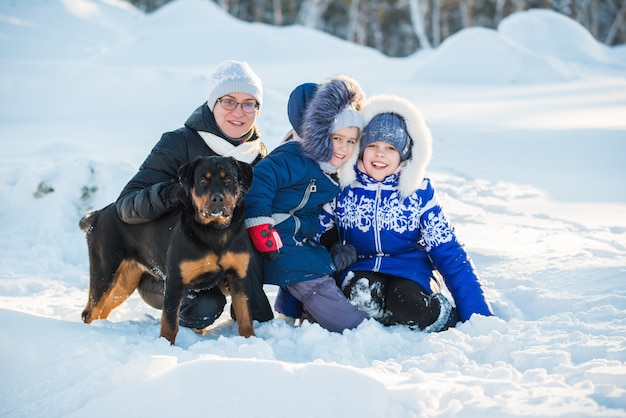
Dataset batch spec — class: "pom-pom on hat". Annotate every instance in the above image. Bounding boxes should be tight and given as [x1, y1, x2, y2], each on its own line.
[207, 60, 263, 110]
[360, 113, 411, 161]
[288, 82, 319, 137]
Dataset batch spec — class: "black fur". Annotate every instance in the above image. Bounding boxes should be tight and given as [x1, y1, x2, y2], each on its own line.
[80, 156, 255, 345]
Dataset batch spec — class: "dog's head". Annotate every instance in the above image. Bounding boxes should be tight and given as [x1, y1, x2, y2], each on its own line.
[178, 156, 253, 228]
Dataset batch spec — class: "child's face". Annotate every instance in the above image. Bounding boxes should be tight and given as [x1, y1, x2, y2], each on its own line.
[329, 126, 359, 168]
[361, 141, 402, 181]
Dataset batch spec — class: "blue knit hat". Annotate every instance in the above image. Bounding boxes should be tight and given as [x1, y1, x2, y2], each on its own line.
[288, 83, 318, 137]
[207, 60, 263, 110]
[360, 113, 412, 161]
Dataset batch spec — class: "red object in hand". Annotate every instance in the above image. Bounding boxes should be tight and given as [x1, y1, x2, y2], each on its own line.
[247, 224, 283, 259]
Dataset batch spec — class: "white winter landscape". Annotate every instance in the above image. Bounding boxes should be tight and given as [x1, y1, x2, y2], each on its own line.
[1, 0, 625, 417]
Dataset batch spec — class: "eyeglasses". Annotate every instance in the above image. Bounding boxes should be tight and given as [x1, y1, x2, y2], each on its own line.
[217, 98, 259, 114]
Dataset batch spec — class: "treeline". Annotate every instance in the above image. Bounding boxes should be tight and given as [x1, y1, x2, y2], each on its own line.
[128, 0, 626, 57]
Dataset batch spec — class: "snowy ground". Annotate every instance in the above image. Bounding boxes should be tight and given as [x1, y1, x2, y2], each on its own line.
[1, 1, 625, 417]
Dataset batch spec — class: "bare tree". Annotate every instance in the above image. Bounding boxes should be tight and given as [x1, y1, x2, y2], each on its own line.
[432, 0, 443, 46]
[606, 0, 626, 43]
[273, 0, 283, 24]
[459, 0, 475, 27]
[296, 0, 330, 28]
[511, 0, 526, 12]
[494, 0, 506, 25]
[346, 0, 361, 43]
[408, 0, 432, 48]
[362, 0, 384, 51]
[128, 0, 625, 55]
[574, 0, 590, 25]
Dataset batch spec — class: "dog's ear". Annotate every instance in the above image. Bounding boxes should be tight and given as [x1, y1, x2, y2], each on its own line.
[234, 159, 254, 193]
[178, 156, 203, 193]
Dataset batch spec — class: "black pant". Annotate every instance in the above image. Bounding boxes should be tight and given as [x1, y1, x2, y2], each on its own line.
[342, 270, 457, 330]
[137, 252, 273, 329]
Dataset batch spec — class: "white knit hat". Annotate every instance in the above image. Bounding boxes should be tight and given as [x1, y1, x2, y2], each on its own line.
[332, 106, 363, 132]
[207, 60, 263, 110]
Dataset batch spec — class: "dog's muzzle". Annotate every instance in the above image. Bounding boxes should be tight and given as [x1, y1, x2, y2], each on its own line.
[196, 192, 235, 227]
[200, 193, 229, 217]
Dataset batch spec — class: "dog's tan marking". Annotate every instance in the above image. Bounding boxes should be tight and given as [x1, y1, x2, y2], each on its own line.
[178, 251, 250, 286]
[179, 253, 220, 286]
[160, 313, 178, 345]
[231, 291, 254, 337]
[83, 259, 145, 323]
[219, 251, 250, 279]
[191, 193, 207, 215]
[199, 216, 232, 227]
[223, 192, 237, 209]
[219, 252, 254, 337]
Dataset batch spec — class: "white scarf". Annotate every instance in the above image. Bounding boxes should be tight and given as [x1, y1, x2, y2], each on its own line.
[198, 131, 261, 164]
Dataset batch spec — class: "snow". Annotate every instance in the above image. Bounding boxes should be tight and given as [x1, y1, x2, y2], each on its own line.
[1, 0, 625, 416]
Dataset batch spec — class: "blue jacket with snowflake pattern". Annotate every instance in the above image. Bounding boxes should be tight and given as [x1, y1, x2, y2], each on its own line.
[320, 94, 492, 322]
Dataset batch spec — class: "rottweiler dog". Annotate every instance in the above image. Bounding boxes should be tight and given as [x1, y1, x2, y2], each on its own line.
[79, 155, 255, 345]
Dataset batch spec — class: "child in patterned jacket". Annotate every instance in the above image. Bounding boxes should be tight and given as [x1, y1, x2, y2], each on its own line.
[320, 94, 493, 332]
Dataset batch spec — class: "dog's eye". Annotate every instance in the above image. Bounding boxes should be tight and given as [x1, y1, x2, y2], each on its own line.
[223, 176, 233, 185]
[198, 178, 208, 186]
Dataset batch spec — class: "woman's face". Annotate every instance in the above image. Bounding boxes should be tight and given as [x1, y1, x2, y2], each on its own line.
[361, 141, 402, 181]
[212, 92, 259, 139]
[329, 126, 359, 168]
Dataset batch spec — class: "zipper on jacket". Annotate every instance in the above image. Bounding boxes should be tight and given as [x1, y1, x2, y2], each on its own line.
[373, 183, 383, 271]
[289, 178, 316, 246]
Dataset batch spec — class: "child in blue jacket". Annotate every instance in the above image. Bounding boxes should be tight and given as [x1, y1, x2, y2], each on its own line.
[245, 75, 367, 333]
[320, 94, 493, 332]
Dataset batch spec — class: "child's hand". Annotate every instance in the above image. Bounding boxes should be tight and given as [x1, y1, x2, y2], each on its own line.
[330, 242, 357, 272]
[247, 224, 283, 260]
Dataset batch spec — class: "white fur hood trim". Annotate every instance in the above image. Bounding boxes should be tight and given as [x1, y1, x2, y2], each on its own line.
[338, 95, 433, 198]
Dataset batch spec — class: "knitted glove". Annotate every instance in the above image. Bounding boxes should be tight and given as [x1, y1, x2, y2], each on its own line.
[247, 224, 283, 260]
[159, 183, 186, 209]
[330, 242, 357, 272]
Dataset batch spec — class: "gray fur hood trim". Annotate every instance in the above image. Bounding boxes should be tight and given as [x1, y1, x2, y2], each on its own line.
[300, 75, 365, 163]
[338, 95, 433, 198]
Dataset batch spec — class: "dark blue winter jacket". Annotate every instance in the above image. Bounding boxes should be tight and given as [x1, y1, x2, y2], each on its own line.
[245, 141, 338, 286]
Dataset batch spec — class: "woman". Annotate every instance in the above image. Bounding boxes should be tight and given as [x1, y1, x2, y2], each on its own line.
[115, 60, 273, 331]
[321, 94, 493, 332]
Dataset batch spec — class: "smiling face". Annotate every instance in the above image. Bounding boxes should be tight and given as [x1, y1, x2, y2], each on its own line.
[361, 141, 402, 181]
[212, 92, 259, 139]
[329, 126, 359, 168]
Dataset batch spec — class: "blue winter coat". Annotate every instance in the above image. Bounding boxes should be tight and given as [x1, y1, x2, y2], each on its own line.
[320, 168, 492, 322]
[245, 141, 337, 286]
